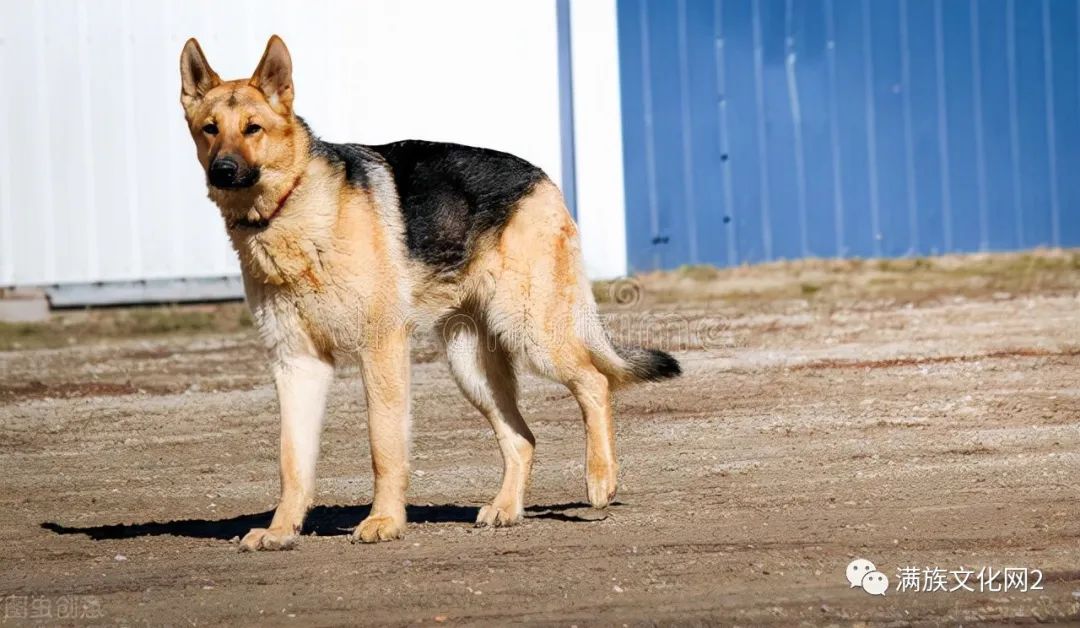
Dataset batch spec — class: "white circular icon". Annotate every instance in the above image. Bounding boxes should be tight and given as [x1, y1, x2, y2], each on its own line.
[861, 570, 889, 595]
[846, 558, 876, 588]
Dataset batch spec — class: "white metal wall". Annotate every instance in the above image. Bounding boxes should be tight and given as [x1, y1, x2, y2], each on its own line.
[569, 0, 627, 280]
[0, 0, 564, 286]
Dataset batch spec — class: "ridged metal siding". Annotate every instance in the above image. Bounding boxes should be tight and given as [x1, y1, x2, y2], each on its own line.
[0, 0, 563, 289]
[617, 0, 1080, 270]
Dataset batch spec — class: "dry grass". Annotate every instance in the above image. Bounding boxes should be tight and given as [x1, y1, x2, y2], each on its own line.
[5, 249, 1078, 351]
[599, 248, 1080, 307]
[0, 303, 252, 351]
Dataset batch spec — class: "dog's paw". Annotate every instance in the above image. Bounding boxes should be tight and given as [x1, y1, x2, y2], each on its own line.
[350, 514, 405, 543]
[238, 527, 298, 552]
[475, 500, 524, 527]
[586, 466, 617, 510]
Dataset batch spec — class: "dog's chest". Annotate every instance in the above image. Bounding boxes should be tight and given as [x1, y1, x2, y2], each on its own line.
[242, 233, 405, 357]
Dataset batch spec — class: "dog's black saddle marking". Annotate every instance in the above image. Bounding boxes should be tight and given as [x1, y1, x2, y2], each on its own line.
[306, 118, 548, 274]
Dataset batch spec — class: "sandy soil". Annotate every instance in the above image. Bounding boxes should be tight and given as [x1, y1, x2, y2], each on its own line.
[1, 252, 1079, 626]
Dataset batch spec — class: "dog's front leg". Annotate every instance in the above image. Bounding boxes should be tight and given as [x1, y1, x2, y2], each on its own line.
[240, 353, 334, 551]
[351, 327, 410, 543]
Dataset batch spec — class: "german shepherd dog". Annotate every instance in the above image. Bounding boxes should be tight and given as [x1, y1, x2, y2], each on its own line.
[179, 35, 680, 551]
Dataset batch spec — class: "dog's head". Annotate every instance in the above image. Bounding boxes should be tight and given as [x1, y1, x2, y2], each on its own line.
[179, 35, 300, 196]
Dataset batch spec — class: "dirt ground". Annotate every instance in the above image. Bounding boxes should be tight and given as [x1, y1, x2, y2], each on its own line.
[1, 251, 1079, 626]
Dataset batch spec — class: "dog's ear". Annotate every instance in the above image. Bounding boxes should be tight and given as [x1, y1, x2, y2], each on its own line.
[180, 38, 220, 113]
[250, 35, 293, 116]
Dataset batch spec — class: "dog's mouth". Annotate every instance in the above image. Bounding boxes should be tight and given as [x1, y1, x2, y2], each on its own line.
[225, 175, 302, 231]
[228, 209, 273, 231]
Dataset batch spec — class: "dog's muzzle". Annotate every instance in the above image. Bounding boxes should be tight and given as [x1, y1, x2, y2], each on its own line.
[208, 156, 260, 189]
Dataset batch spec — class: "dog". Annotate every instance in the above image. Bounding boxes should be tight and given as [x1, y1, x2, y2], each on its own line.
[179, 35, 680, 551]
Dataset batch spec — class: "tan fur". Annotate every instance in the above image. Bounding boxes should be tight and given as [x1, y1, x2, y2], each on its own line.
[181, 36, 631, 550]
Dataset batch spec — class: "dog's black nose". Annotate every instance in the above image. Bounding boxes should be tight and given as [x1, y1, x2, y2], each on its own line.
[208, 155, 259, 189]
[208, 156, 239, 188]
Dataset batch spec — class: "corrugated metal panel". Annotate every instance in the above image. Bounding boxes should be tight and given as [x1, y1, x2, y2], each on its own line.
[567, 0, 631, 279]
[0, 0, 562, 288]
[617, 0, 1080, 271]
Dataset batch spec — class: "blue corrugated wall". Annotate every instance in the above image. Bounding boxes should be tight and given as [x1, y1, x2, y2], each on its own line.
[617, 0, 1080, 271]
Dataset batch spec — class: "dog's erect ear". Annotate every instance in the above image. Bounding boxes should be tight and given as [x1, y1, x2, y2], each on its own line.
[250, 35, 293, 115]
[180, 38, 220, 112]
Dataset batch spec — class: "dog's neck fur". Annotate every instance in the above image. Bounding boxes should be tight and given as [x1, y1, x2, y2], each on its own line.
[211, 119, 341, 288]
[208, 118, 314, 230]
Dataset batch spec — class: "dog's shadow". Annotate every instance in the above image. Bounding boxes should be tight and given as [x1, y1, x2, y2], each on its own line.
[40, 502, 610, 541]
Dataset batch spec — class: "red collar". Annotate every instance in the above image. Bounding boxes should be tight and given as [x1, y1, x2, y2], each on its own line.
[231, 176, 301, 230]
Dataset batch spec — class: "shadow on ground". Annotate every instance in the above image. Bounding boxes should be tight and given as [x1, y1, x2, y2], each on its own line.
[40, 502, 611, 541]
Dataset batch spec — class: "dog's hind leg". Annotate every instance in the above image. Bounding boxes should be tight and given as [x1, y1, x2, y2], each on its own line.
[475, 181, 620, 510]
[240, 352, 334, 551]
[562, 357, 618, 509]
[441, 314, 535, 527]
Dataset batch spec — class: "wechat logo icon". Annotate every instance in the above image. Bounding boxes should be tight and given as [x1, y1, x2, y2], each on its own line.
[847, 558, 889, 596]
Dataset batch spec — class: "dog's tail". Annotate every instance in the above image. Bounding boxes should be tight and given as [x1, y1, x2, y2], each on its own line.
[607, 344, 682, 384]
[579, 310, 682, 387]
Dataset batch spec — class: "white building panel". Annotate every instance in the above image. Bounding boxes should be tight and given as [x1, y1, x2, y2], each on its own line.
[0, 0, 564, 287]
[569, 0, 628, 279]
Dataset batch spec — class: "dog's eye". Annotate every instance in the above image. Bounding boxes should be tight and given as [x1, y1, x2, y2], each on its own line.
[202, 123, 219, 135]
[244, 123, 262, 136]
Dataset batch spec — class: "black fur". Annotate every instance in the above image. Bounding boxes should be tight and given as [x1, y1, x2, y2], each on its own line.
[308, 138, 376, 189]
[302, 119, 548, 274]
[618, 347, 682, 382]
[368, 140, 548, 272]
